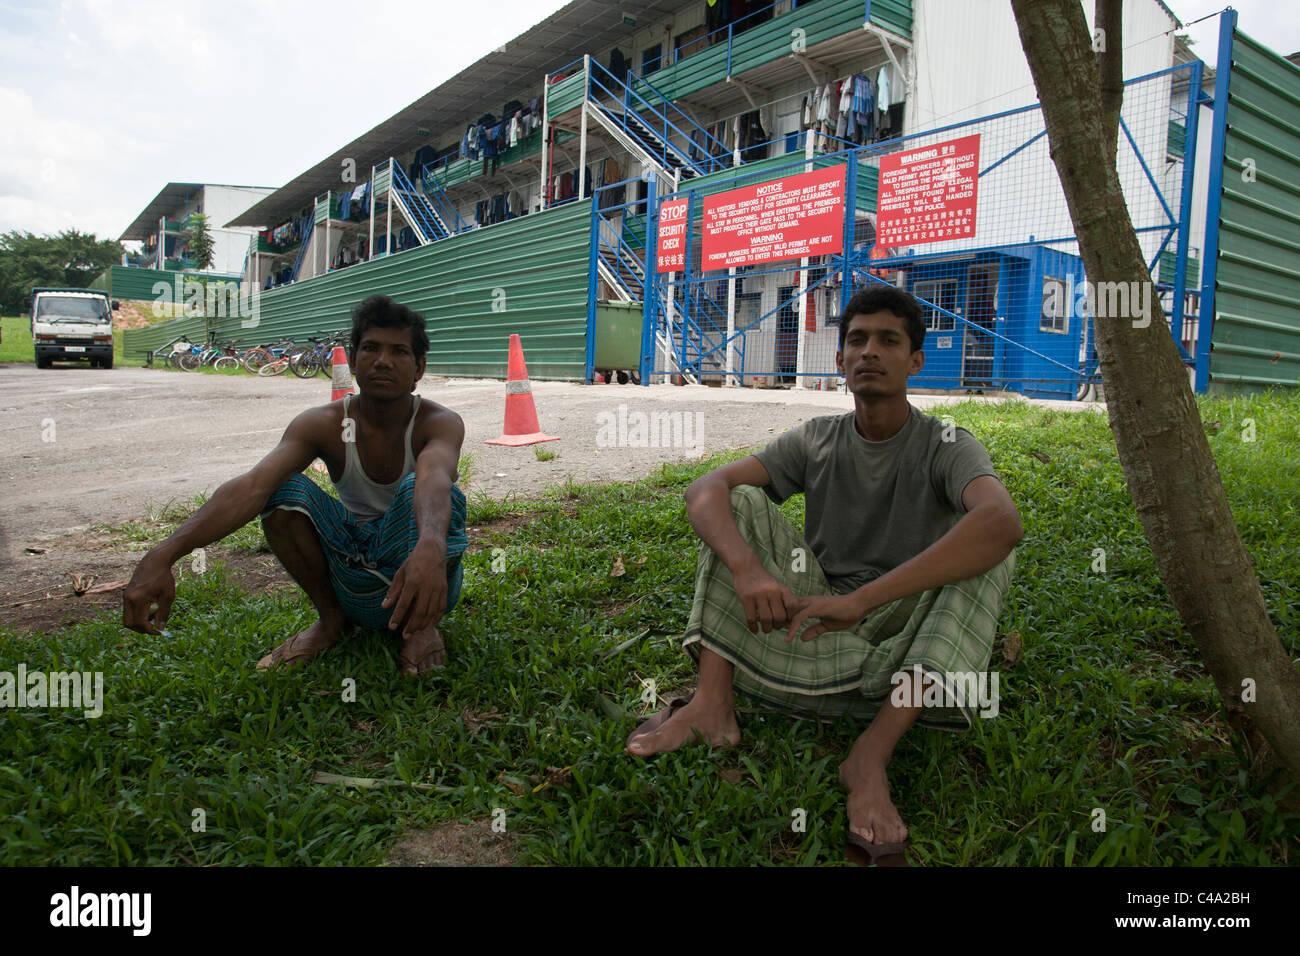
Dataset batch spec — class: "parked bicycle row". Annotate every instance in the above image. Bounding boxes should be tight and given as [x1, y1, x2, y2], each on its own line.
[146, 332, 351, 378]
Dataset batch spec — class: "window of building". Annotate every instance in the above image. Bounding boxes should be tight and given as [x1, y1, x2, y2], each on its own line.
[915, 278, 958, 332]
[1041, 275, 1069, 334]
[642, 43, 662, 73]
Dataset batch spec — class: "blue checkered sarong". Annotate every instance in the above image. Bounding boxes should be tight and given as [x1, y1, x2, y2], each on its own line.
[260, 473, 468, 630]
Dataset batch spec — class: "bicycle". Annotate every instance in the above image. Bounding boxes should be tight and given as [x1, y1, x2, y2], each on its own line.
[256, 339, 299, 376]
[289, 332, 349, 378]
[243, 338, 296, 374]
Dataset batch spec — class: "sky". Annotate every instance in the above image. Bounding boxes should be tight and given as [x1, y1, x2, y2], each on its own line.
[0, 0, 1297, 242]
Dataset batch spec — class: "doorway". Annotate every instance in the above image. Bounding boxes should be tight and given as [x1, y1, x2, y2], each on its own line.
[961, 263, 999, 387]
[776, 285, 798, 383]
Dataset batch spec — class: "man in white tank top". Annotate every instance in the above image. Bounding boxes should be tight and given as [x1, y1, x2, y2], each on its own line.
[123, 295, 469, 676]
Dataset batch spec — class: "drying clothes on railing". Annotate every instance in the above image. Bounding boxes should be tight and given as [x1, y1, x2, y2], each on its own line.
[474, 192, 513, 227]
[408, 146, 436, 182]
[339, 181, 370, 221]
[597, 158, 624, 209]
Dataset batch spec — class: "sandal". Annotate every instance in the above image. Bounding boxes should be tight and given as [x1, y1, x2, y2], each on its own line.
[846, 831, 910, 867]
[256, 631, 334, 670]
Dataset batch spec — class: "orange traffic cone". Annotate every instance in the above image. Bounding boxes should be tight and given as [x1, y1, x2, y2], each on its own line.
[486, 334, 559, 447]
[330, 346, 354, 401]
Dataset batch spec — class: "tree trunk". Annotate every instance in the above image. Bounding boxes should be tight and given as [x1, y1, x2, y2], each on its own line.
[1010, 0, 1300, 781]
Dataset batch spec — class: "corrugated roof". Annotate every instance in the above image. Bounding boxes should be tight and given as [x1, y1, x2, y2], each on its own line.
[227, 0, 690, 228]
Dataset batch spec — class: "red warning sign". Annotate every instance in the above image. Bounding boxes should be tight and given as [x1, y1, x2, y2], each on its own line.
[877, 134, 980, 248]
[701, 165, 845, 269]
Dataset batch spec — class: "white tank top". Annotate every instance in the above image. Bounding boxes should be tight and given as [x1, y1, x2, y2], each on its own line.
[335, 393, 420, 523]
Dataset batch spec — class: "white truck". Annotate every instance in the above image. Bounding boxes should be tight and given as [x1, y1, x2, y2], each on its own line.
[31, 287, 118, 369]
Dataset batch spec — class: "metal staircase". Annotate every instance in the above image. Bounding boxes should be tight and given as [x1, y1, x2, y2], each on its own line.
[385, 160, 444, 244]
[558, 57, 732, 201]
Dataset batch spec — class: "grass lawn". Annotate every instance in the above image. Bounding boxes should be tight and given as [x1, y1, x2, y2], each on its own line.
[1, 393, 1297, 865]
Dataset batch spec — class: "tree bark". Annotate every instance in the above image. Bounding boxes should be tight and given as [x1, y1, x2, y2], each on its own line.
[1010, 0, 1300, 780]
[1094, 0, 1123, 159]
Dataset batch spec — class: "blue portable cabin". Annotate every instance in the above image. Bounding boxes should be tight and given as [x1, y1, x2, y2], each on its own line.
[899, 243, 1091, 400]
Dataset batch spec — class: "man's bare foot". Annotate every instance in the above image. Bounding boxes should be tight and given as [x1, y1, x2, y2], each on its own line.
[625, 697, 741, 756]
[839, 755, 909, 852]
[256, 616, 347, 670]
[399, 624, 445, 676]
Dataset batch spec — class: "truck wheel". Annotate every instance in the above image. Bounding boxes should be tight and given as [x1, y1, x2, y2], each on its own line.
[102, 356, 114, 369]
[36, 356, 52, 369]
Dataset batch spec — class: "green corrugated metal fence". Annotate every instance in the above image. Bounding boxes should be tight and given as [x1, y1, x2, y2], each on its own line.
[92, 265, 242, 303]
[123, 200, 594, 381]
[1209, 29, 1300, 393]
[120, 315, 211, 360]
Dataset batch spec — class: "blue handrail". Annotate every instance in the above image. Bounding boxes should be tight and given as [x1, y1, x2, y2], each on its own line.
[587, 59, 729, 177]
[418, 163, 471, 234]
[388, 160, 444, 241]
[627, 67, 730, 168]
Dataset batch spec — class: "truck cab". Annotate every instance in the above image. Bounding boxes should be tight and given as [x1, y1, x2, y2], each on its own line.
[31, 288, 117, 369]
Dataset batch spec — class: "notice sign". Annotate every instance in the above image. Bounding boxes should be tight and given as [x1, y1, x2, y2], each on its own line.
[877, 133, 980, 247]
[701, 165, 845, 269]
[656, 198, 689, 273]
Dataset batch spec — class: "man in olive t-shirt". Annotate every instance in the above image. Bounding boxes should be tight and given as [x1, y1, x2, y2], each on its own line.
[625, 286, 1023, 865]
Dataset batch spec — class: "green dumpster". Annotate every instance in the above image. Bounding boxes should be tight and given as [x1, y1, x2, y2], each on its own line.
[594, 300, 642, 370]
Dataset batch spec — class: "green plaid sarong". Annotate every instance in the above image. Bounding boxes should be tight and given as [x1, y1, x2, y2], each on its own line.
[683, 486, 1015, 731]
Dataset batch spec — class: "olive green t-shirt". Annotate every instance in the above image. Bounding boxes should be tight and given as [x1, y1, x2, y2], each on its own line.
[753, 405, 999, 593]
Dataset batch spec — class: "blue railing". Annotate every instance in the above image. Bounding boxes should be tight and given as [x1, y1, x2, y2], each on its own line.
[650, 0, 871, 80]
[388, 160, 445, 242]
[583, 59, 731, 177]
[417, 163, 470, 234]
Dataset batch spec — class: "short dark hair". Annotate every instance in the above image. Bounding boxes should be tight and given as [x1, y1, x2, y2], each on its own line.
[350, 295, 429, 359]
[837, 286, 926, 353]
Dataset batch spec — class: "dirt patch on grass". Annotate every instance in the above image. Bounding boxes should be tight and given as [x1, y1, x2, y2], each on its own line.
[384, 819, 518, 866]
[1, 525, 289, 636]
[465, 511, 538, 552]
[112, 300, 187, 331]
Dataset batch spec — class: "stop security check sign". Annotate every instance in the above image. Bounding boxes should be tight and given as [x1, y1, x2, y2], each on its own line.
[877, 133, 980, 247]
[656, 198, 689, 273]
[699, 165, 846, 270]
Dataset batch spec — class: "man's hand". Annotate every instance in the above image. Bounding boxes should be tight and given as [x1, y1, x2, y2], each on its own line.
[122, 551, 177, 636]
[733, 559, 799, 633]
[784, 592, 870, 643]
[381, 540, 447, 638]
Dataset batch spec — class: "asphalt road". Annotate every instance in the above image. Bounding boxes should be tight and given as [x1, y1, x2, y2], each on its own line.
[0, 363, 865, 562]
[0, 361, 1103, 565]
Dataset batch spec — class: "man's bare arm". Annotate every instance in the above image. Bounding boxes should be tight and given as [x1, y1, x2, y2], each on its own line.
[685, 455, 799, 632]
[858, 475, 1022, 611]
[381, 408, 464, 636]
[123, 408, 324, 634]
[785, 475, 1022, 642]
